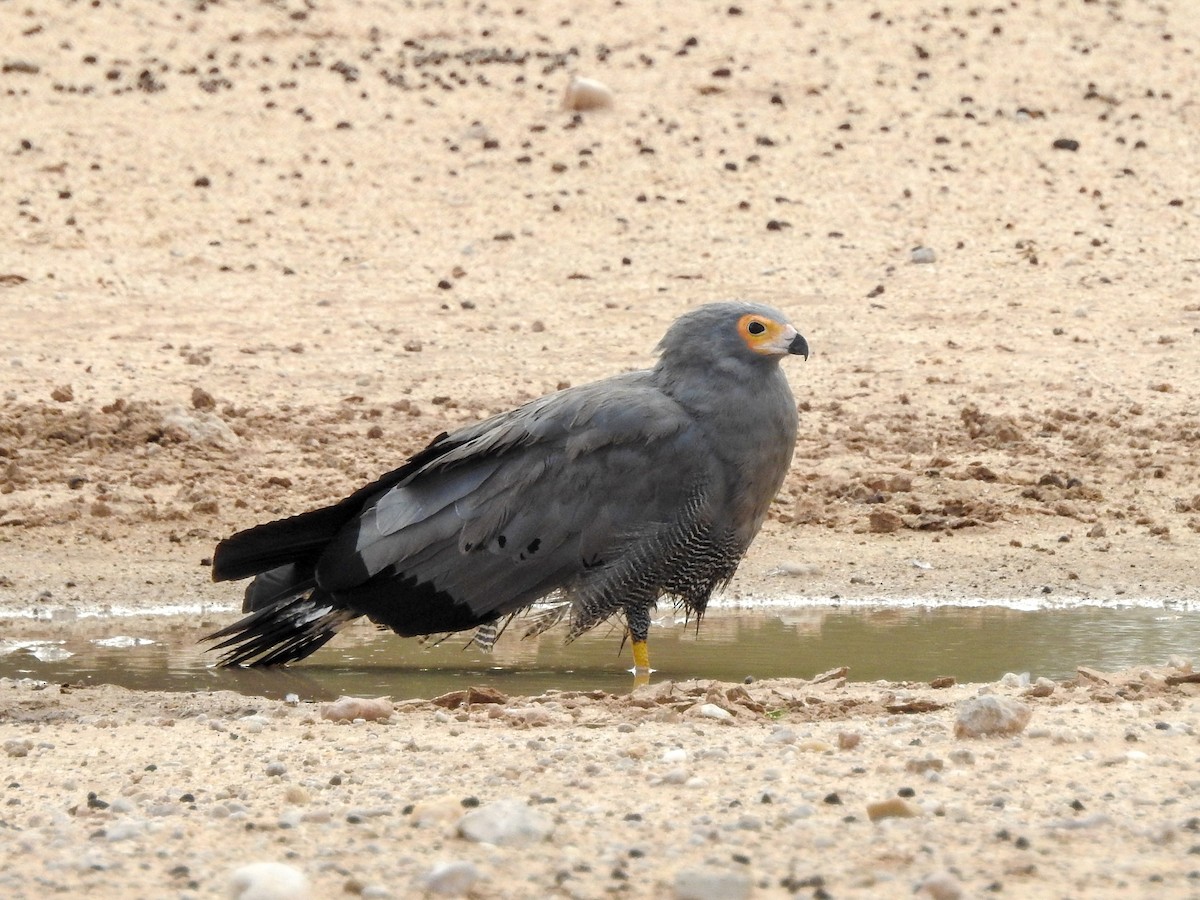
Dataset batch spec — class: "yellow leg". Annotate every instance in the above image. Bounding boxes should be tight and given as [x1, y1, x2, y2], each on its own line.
[632, 639, 651, 673]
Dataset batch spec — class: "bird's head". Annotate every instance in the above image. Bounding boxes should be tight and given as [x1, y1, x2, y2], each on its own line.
[655, 301, 809, 371]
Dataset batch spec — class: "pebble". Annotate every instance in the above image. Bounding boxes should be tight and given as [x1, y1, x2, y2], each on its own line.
[264, 761, 287, 777]
[767, 726, 796, 744]
[673, 866, 753, 900]
[105, 820, 144, 841]
[1023, 677, 1057, 698]
[910, 246, 937, 264]
[161, 406, 240, 448]
[227, 862, 311, 900]
[947, 748, 975, 765]
[905, 757, 944, 774]
[562, 74, 613, 111]
[954, 696, 1032, 738]
[456, 798, 554, 846]
[320, 696, 393, 722]
[866, 797, 922, 821]
[696, 703, 732, 720]
[421, 861, 481, 896]
[4, 738, 32, 757]
[916, 870, 964, 899]
[999, 672, 1030, 689]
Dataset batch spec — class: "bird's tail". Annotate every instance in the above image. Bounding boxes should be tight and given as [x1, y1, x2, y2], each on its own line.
[205, 592, 357, 667]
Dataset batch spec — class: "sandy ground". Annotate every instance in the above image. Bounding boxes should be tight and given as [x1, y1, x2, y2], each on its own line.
[1, 0, 1199, 896]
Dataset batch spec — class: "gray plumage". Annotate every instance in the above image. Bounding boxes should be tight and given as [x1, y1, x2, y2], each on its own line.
[206, 301, 808, 667]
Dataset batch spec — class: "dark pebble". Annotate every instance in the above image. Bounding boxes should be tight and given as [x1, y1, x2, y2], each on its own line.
[1052, 138, 1080, 151]
[823, 792, 842, 805]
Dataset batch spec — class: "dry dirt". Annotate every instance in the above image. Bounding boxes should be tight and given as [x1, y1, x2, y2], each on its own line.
[1, 0, 1199, 897]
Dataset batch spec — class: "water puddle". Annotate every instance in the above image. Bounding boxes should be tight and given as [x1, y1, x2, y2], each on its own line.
[2, 602, 1197, 701]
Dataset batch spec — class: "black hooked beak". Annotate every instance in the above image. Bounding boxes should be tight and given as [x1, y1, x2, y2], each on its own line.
[788, 333, 809, 360]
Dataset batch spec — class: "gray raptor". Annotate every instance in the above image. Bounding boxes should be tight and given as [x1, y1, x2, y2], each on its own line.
[206, 301, 808, 672]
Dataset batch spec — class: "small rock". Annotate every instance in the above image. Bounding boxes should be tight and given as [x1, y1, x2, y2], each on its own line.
[869, 508, 903, 533]
[673, 867, 753, 900]
[695, 703, 732, 721]
[421, 861, 481, 896]
[1023, 677, 1056, 698]
[191, 387, 216, 409]
[51, 384, 74, 402]
[161, 406, 240, 448]
[948, 748, 975, 766]
[320, 696, 393, 722]
[562, 75, 613, 111]
[999, 672, 1030, 689]
[284, 786, 310, 805]
[916, 870, 964, 899]
[4, 738, 33, 758]
[905, 757, 944, 775]
[227, 862, 311, 900]
[837, 731, 861, 751]
[264, 761, 287, 777]
[1052, 138, 1080, 151]
[954, 696, 1032, 738]
[105, 820, 144, 841]
[910, 246, 937, 264]
[866, 797, 922, 821]
[457, 798, 554, 846]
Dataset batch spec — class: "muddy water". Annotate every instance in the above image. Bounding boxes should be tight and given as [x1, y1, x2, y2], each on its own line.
[1, 604, 1197, 701]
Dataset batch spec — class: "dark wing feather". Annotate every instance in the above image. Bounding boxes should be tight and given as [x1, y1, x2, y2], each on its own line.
[209, 431, 454, 584]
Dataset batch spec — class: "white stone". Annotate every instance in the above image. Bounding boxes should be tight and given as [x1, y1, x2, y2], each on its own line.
[227, 862, 311, 900]
[456, 798, 553, 846]
[673, 867, 752, 900]
[421, 861, 481, 896]
[954, 696, 1032, 738]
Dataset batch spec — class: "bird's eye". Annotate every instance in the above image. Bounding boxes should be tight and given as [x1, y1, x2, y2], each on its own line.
[747, 320, 766, 335]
